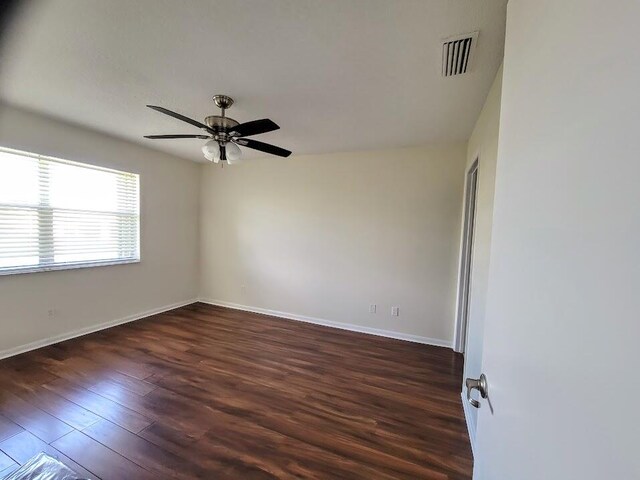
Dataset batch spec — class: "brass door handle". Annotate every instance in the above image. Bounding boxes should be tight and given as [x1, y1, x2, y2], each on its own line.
[465, 374, 488, 408]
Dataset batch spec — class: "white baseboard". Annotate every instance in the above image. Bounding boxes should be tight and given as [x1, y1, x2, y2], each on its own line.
[461, 391, 477, 458]
[0, 298, 198, 360]
[198, 298, 452, 348]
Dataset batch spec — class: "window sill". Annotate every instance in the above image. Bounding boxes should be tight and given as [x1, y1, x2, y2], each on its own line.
[0, 258, 140, 276]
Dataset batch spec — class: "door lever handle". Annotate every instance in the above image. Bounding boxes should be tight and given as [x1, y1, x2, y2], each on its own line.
[465, 374, 488, 408]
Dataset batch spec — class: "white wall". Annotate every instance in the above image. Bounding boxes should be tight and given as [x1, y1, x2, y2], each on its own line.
[0, 104, 200, 356]
[460, 66, 502, 440]
[199, 145, 466, 345]
[474, 0, 640, 477]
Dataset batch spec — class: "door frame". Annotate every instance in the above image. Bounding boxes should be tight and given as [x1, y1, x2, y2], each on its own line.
[454, 158, 479, 353]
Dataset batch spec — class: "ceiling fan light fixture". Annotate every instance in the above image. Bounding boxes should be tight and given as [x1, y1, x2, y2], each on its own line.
[226, 142, 242, 163]
[202, 140, 219, 162]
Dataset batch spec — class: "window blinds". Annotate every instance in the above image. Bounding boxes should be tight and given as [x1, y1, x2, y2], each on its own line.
[0, 146, 140, 275]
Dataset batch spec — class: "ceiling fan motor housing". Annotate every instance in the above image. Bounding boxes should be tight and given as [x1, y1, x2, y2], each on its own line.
[204, 115, 239, 132]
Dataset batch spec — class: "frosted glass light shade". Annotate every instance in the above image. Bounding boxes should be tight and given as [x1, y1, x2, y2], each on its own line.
[202, 140, 219, 162]
[226, 142, 242, 164]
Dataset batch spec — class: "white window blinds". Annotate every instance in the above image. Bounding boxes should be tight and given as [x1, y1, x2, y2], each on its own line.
[0, 146, 140, 275]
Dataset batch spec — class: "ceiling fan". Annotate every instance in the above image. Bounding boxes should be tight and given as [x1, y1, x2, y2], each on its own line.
[144, 95, 291, 163]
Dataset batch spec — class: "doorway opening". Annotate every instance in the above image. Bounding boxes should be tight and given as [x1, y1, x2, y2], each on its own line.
[454, 159, 479, 354]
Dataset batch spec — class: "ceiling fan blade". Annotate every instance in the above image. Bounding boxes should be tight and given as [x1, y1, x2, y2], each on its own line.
[219, 144, 227, 161]
[147, 105, 213, 133]
[229, 119, 279, 137]
[144, 134, 210, 139]
[236, 138, 291, 157]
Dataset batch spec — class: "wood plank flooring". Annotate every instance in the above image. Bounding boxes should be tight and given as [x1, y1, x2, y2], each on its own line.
[0, 302, 472, 479]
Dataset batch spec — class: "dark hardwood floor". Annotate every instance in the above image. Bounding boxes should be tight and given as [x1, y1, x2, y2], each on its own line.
[0, 303, 472, 479]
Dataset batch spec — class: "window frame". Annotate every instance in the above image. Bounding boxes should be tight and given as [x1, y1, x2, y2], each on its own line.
[0, 146, 141, 276]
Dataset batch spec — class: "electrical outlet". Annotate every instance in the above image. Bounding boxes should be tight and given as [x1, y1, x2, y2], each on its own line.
[47, 309, 56, 318]
[369, 304, 377, 314]
[391, 306, 399, 316]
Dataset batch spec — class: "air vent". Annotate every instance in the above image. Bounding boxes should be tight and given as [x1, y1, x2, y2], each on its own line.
[442, 31, 479, 77]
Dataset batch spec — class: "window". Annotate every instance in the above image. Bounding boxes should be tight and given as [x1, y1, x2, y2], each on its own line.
[0, 146, 140, 275]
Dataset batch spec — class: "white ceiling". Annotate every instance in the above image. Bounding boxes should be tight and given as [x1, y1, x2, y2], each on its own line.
[0, 0, 507, 162]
